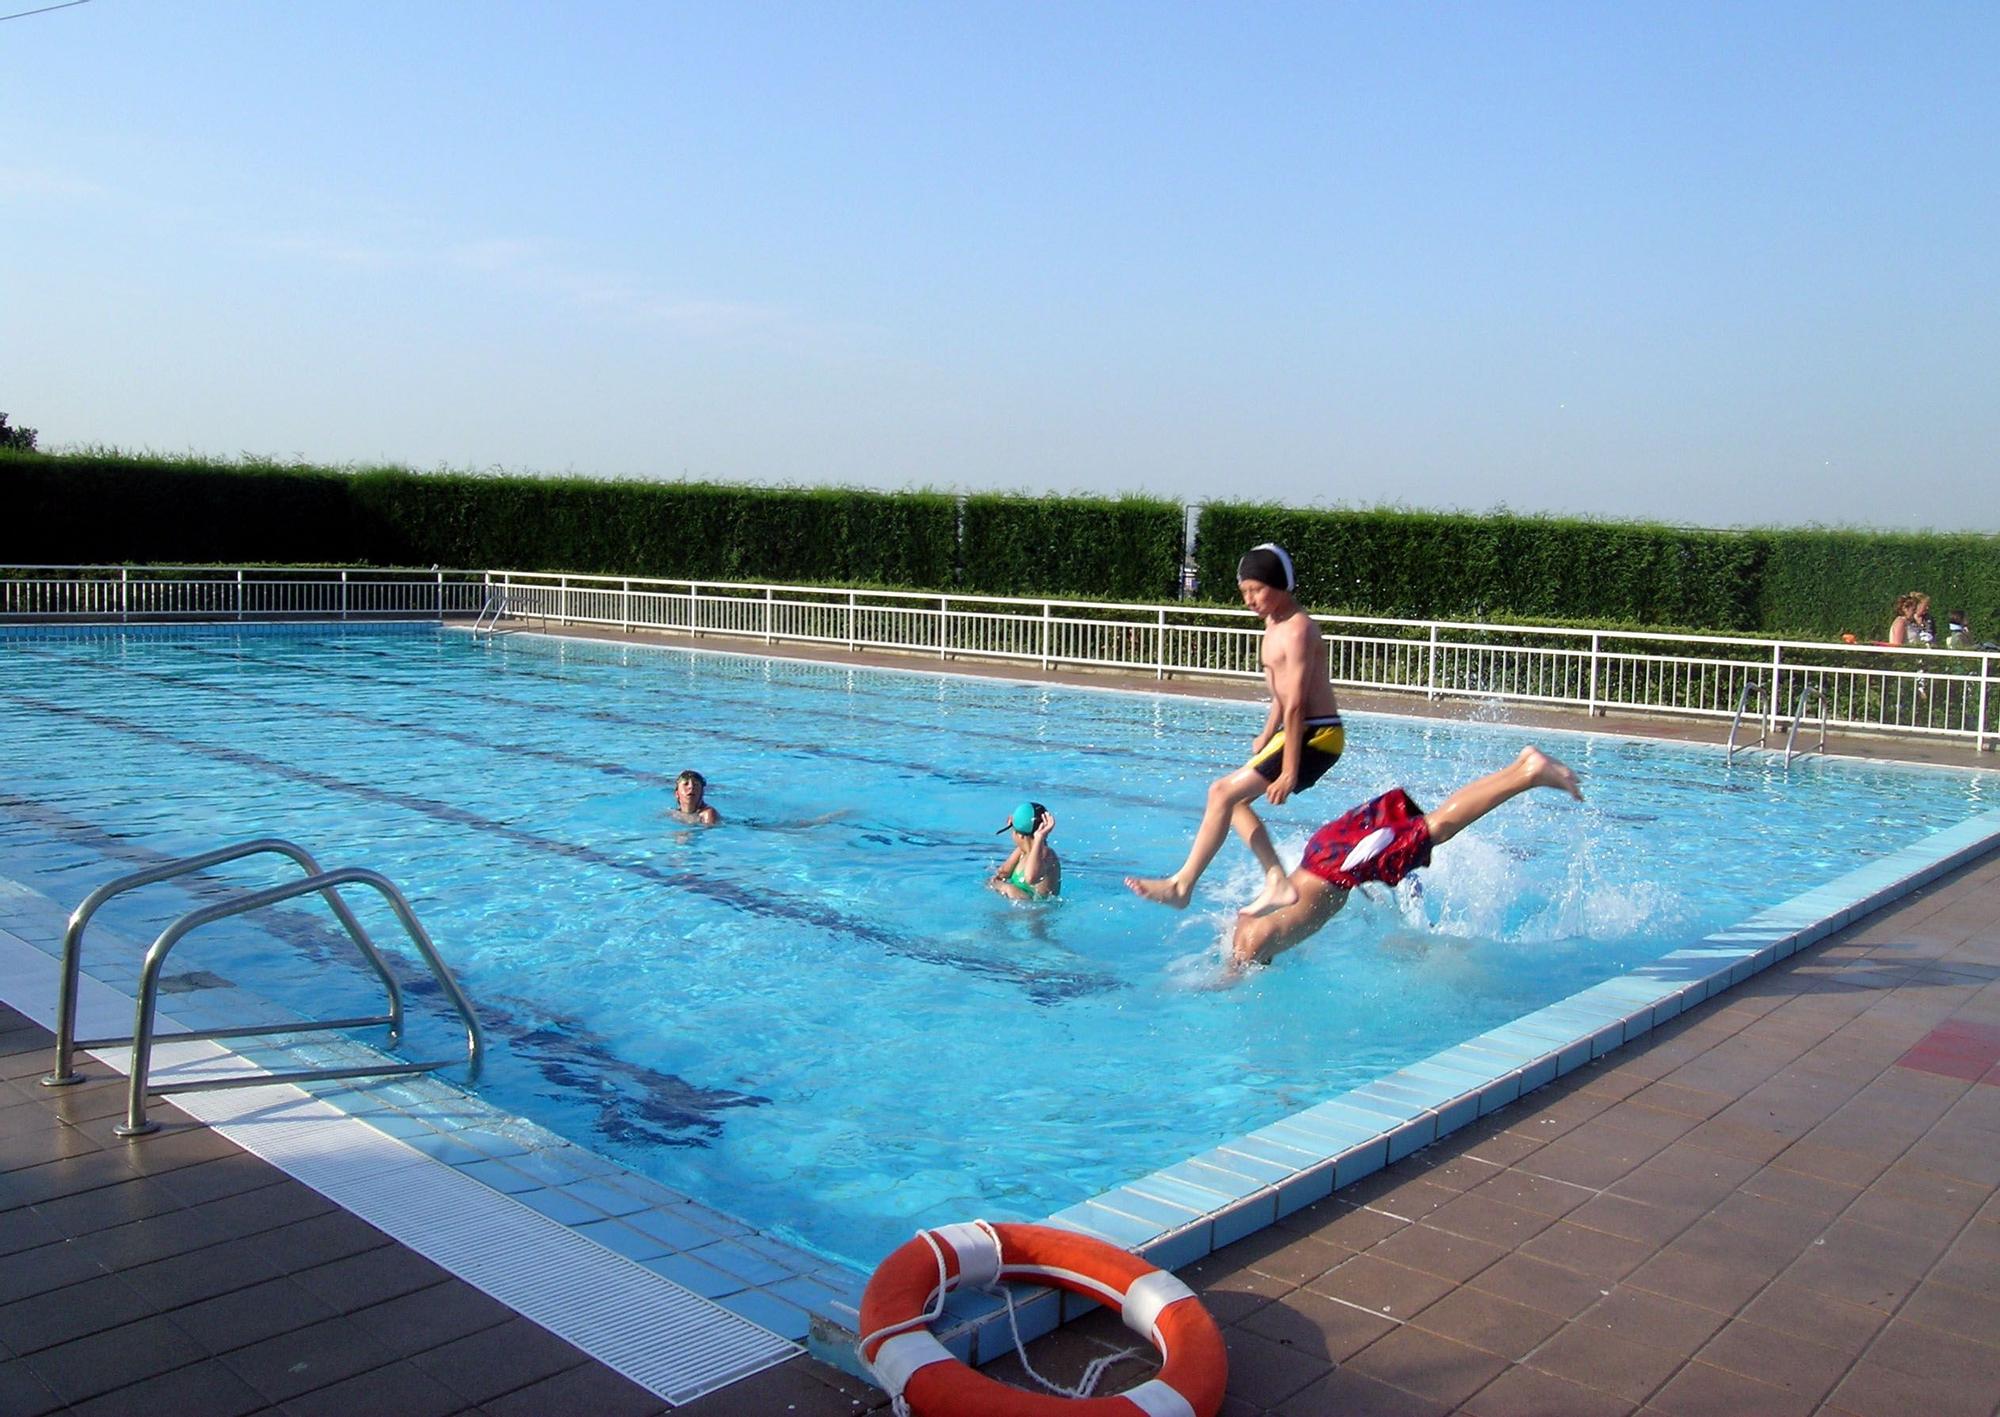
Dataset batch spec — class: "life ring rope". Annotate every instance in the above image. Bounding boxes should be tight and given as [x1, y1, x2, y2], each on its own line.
[857, 1220, 1226, 1417]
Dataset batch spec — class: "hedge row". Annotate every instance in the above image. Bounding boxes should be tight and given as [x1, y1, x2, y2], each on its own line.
[6, 451, 1996, 637]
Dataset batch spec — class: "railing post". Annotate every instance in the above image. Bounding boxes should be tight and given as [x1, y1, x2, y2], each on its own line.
[1588, 632, 1600, 716]
[1427, 624, 1439, 701]
[622, 579, 632, 633]
[939, 597, 949, 660]
[848, 590, 857, 652]
[340, 569, 349, 621]
[119, 566, 129, 624]
[1042, 603, 1052, 671]
[235, 569, 244, 621]
[764, 587, 774, 645]
[1768, 644, 1783, 734]
[1156, 608, 1167, 681]
[560, 575, 570, 625]
[434, 568, 444, 620]
[1980, 655, 1992, 753]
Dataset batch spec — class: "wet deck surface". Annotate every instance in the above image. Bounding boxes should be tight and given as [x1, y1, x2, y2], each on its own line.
[4, 627, 1996, 1413]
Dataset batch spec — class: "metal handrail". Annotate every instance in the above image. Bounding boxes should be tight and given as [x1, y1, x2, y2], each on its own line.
[113, 866, 483, 1136]
[471, 588, 509, 634]
[1725, 683, 1767, 762]
[43, 838, 406, 1088]
[1785, 683, 1830, 767]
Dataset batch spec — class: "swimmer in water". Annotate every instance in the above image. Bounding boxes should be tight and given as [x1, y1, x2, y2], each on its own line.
[670, 769, 721, 826]
[1228, 747, 1582, 971]
[989, 801, 1060, 900]
[1127, 543, 1343, 915]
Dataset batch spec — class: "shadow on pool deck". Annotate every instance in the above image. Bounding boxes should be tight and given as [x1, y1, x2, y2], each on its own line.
[4, 629, 1998, 1413]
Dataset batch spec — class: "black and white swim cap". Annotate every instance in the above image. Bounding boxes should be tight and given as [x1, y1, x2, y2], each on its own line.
[1236, 543, 1295, 592]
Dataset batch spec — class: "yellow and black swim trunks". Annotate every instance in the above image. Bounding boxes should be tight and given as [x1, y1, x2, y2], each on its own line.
[1246, 715, 1344, 791]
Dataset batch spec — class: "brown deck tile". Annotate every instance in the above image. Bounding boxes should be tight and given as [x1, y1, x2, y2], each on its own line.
[0, 1274, 156, 1357]
[0, 1358, 65, 1417]
[0, 1240, 110, 1307]
[1366, 1220, 1508, 1282]
[1622, 1246, 1768, 1314]
[1462, 1362, 1638, 1417]
[1407, 1285, 1567, 1360]
[1345, 1323, 1511, 1408]
[1862, 1315, 2000, 1392]
[1894, 1275, 2000, 1346]
[405, 1315, 590, 1407]
[1226, 1224, 1351, 1285]
[481, 1359, 671, 1417]
[220, 1313, 399, 1404]
[1455, 1128, 1546, 1169]
[1274, 1363, 1450, 1417]
[286, 1243, 452, 1315]
[275, 1359, 468, 1417]
[1421, 1187, 1559, 1246]
[1305, 1253, 1457, 1320]
[1587, 1099, 1705, 1146]
[1469, 1168, 1596, 1219]
[1733, 1159, 1863, 1216]
[1768, 1136, 1895, 1188]
[348, 1278, 515, 1357]
[1734, 1278, 1887, 1357]
[1561, 1191, 1698, 1247]
[20, 1312, 209, 1407]
[68, 1359, 269, 1417]
[1569, 1287, 1727, 1354]
[1829, 1358, 2000, 1417]
[1516, 1127, 1665, 1189]
[1515, 1218, 1655, 1280]
[1524, 1323, 1684, 1405]
[1647, 1358, 1817, 1417]
[169, 1276, 339, 1356]
[1273, 1197, 1408, 1252]
[1464, 1252, 1612, 1319]
[1237, 1285, 1398, 1363]
[1213, 1326, 1332, 1409]
[1665, 1211, 1815, 1276]
[118, 1232, 289, 1309]
[1694, 1317, 1852, 1406]
[1411, 1150, 1507, 1193]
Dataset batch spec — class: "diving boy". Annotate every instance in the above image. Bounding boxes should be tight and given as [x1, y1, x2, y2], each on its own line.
[1230, 746, 1583, 970]
[1127, 543, 1342, 914]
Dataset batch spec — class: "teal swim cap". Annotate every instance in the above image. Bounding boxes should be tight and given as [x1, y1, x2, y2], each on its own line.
[997, 801, 1049, 834]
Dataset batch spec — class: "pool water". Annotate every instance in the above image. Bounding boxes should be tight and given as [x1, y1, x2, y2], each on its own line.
[1, 625, 1992, 1270]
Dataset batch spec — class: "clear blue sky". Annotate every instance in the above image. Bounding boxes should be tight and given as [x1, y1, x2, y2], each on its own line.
[4, 2, 1995, 530]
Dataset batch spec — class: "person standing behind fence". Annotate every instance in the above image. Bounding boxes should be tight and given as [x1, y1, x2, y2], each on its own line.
[1888, 592, 1935, 647]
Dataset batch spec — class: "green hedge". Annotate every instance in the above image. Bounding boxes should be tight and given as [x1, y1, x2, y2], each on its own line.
[1757, 530, 2000, 642]
[8, 450, 1997, 637]
[1194, 504, 1768, 631]
[959, 493, 1183, 599]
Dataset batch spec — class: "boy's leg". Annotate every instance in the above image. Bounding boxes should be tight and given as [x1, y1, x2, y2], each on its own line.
[1424, 747, 1582, 846]
[1231, 870, 1346, 968]
[1127, 765, 1276, 908]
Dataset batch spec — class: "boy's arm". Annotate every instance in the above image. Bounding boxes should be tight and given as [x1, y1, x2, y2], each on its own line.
[991, 844, 1023, 880]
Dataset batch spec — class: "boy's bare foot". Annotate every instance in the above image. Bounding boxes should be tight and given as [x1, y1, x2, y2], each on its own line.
[1238, 870, 1299, 919]
[1125, 875, 1192, 908]
[1520, 746, 1584, 800]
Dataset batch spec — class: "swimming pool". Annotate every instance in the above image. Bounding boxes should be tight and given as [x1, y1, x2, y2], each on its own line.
[2, 623, 1995, 1276]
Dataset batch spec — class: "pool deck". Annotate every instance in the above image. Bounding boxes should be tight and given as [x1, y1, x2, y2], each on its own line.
[5, 628, 1998, 1414]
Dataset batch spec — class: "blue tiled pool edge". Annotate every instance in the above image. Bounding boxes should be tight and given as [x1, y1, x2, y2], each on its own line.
[805, 808, 2000, 1379]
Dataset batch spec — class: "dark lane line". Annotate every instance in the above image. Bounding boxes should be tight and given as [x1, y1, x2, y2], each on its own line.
[8, 686, 1117, 1004]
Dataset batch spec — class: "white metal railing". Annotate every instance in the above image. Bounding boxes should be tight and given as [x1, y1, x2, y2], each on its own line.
[2, 565, 1993, 750]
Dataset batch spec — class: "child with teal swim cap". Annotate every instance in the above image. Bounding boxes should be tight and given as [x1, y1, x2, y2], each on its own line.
[990, 800, 1060, 899]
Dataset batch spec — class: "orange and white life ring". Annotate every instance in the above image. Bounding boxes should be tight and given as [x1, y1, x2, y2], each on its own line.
[858, 1220, 1227, 1417]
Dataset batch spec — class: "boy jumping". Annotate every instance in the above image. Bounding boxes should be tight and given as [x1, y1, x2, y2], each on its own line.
[1127, 543, 1343, 914]
[1230, 746, 1584, 970]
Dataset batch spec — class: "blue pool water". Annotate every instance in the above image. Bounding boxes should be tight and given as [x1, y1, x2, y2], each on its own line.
[1, 624, 1993, 1270]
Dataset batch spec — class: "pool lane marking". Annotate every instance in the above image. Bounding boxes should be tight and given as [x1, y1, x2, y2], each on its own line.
[5, 689, 1117, 1004]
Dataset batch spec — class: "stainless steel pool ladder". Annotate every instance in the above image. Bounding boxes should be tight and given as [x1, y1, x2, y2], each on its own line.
[1725, 683, 1768, 762]
[471, 588, 510, 634]
[42, 838, 484, 1137]
[1784, 683, 1829, 767]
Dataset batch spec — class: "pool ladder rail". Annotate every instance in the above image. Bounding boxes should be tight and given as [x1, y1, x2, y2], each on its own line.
[1726, 682, 1829, 768]
[41, 838, 485, 1138]
[471, 588, 511, 634]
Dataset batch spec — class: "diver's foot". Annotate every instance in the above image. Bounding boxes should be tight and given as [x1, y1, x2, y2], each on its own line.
[1520, 746, 1584, 801]
[1238, 872, 1299, 919]
[1124, 875, 1192, 909]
